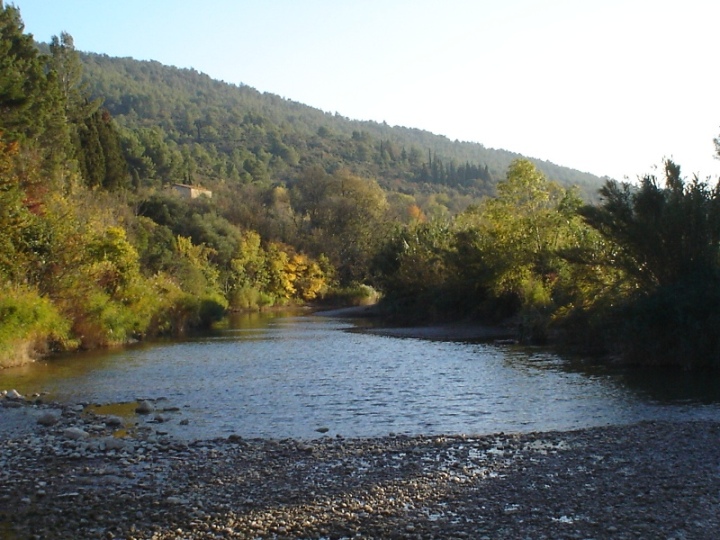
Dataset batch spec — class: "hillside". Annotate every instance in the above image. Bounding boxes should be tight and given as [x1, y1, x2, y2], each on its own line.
[79, 53, 605, 202]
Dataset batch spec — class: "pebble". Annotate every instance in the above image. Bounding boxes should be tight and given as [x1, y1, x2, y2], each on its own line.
[1, 395, 719, 539]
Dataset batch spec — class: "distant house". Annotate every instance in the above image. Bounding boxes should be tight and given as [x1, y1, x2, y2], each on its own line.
[173, 183, 212, 199]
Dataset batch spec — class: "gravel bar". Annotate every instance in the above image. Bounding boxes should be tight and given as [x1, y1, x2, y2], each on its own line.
[1, 394, 719, 539]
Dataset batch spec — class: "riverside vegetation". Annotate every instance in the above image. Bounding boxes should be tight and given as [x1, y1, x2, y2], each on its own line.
[3, 3, 720, 368]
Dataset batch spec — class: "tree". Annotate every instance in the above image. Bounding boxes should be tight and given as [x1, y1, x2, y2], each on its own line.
[461, 159, 570, 297]
[94, 109, 130, 190]
[373, 220, 459, 321]
[293, 168, 389, 283]
[49, 32, 94, 121]
[581, 160, 720, 290]
[451, 159, 589, 339]
[0, 135, 34, 281]
[0, 4, 47, 139]
[0, 4, 70, 174]
[579, 160, 720, 366]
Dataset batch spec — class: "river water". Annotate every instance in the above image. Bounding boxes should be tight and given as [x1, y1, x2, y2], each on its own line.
[2, 311, 720, 440]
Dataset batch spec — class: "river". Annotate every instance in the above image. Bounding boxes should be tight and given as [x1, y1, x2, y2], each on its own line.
[2, 311, 720, 440]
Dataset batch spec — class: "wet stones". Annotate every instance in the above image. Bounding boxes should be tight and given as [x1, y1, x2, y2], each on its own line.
[1, 393, 720, 539]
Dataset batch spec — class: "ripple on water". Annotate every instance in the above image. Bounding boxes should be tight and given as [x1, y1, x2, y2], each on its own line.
[2, 313, 720, 439]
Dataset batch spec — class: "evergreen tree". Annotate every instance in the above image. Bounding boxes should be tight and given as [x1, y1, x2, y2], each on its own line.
[0, 3, 46, 140]
[77, 108, 129, 190]
[96, 109, 130, 190]
[77, 110, 105, 188]
[49, 32, 91, 121]
[0, 3, 70, 172]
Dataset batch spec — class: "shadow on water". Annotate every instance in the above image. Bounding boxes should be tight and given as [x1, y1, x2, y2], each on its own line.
[610, 366, 720, 404]
[502, 344, 720, 405]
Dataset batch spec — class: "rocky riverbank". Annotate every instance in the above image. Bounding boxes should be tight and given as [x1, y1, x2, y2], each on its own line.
[1, 392, 719, 539]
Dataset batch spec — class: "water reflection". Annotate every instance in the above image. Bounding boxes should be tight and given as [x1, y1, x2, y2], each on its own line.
[502, 344, 720, 404]
[1, 312, 719, 440]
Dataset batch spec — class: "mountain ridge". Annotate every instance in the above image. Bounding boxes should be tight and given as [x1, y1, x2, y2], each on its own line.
[79, 52, 606, 201]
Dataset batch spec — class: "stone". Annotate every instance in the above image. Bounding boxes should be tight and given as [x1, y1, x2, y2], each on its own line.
[37, 412, 60, 427]
[2, 400, 22, 408]
[63, 427, 90, 440]
[5, 389, 23, 400]
[315, 426, 330, 434]
[101, 437, 127, 451]
[104, 415, 124, 427]
[135, 401, 154, 414]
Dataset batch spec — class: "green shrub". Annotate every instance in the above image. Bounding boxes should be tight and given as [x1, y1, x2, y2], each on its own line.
[321, 283, 381, 307]
[616, 276, 720, 368]
[0, 286, 70, 366]
[229, 285, 262, 310]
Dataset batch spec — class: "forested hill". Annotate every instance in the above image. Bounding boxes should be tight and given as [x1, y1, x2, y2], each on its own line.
[79, 52, 605, 201]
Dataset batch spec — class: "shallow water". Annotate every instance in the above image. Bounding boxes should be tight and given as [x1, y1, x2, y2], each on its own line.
[2, 311, 719, 439]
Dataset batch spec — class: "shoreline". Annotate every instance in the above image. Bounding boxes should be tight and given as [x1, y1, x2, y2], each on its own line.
[314, 305, 518, 342]
[359, 322, 516, 342]
[2, 396, 719, 538]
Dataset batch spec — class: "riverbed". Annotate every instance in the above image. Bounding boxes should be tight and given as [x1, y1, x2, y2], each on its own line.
[1, 398, 719, 539]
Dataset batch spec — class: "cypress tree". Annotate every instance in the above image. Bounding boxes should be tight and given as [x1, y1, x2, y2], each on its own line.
[97, 109, 129, 190]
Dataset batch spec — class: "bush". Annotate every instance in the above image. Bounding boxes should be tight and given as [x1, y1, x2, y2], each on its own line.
[229, 285, 263, 310]
[0, 286, 70, 367]
[615, 277, 720, 368]
[153, 290, 228, 335]
[321, 283, 381, 307]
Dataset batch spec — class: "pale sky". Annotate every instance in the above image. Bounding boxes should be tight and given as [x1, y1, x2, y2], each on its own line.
[12, 0, 720, 181]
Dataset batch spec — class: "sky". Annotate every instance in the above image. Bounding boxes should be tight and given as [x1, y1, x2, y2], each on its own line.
[12, 0, 720, 181]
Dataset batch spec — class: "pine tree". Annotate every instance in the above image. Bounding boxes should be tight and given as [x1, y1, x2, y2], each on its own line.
[0, 3, 71, 179]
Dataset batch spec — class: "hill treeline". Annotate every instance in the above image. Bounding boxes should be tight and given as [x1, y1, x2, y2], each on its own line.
[3, 4, 720, 369]
[78, 52, 605, 202]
